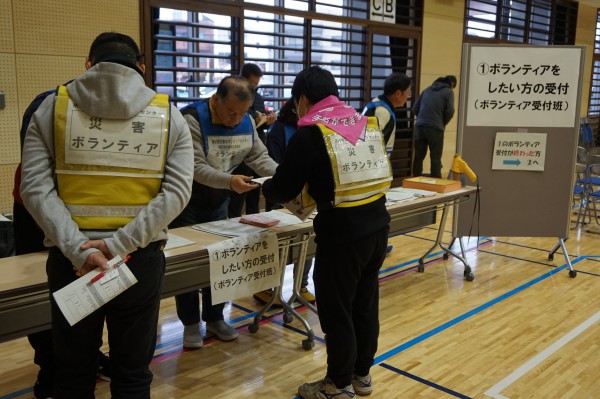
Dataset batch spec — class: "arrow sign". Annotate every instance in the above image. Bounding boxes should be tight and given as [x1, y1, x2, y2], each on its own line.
[503, 159, 521, 166]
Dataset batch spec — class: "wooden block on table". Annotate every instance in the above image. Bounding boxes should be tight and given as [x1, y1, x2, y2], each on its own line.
[402, 176, 461, 193]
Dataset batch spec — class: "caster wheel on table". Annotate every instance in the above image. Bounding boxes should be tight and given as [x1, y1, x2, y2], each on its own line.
[302, 339, 315, 350]
[465, 272, 475, 282]
[248, 323, 259, 333]
[283, 313, 293, 324]
[569, 269, 577, 278]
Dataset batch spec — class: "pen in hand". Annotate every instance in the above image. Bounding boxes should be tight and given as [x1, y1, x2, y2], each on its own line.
[87, 255, 131, 286]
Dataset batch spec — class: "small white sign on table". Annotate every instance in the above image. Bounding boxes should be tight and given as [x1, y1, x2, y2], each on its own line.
[207, 231, 280, 304]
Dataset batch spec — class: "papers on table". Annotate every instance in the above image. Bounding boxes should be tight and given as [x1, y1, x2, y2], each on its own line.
[165, 233, 196, 250]
[193, 219, 266, 237]
[385, 187, 437, 205]
[53, 255, 137, 326]
[192, 210, 307, 238]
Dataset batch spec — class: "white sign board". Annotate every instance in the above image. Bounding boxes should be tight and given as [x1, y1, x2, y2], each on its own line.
[466, 46, 581, 127]
[370, 0, 395, 23]
[491, 132, 547, 171]
[208, 231, 280, 304]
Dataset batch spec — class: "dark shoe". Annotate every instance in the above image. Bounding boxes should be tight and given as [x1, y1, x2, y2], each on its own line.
[97, 352, 111, 382]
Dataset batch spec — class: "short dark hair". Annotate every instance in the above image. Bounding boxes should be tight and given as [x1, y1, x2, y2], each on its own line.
[278, 97, 298, 126]
[216, 76, 255, 103]
[446, 75, 458, 87]
[383, 72, 411, 96]
[291, 66, 339, 105]
[240, 63, 263, 79]
[88, 32, 142, 69]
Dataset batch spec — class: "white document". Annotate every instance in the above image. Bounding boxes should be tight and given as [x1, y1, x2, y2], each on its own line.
[261, 210, 308, 227]
[386, 188, 419, 203]
[193, 219, 267, 237]
[53, 255, 138, 326]
[208, 231, 280, 304]
[251, 176, 271, 185]
[165, 233, 196, 250]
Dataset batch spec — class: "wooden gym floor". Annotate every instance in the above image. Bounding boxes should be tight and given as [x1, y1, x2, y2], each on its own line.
[1, 213, 599, 398]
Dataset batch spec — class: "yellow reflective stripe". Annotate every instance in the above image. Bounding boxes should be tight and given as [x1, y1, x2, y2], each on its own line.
[56, 169, 165, 179]
[57, 174, 161, 206]
[335, 192, 387, 208]
[73, 216, 135, 230]
[66, 204, 144, 217]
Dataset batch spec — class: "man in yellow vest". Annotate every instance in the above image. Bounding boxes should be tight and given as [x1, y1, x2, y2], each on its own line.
[20, 32, 193, 398]
[262, 66, 392, 399]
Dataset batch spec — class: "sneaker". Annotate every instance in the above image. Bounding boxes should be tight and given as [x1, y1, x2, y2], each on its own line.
[299, 287, 316, 302]
[351, 374, 372, 396]
[206, 320, 239, 341]
[298, 376, 355, 399]
[253, 289, 282, 307]
[183, 324, 203, 348]
[385, 245, 393, 256]
[96, 352, 111, 382]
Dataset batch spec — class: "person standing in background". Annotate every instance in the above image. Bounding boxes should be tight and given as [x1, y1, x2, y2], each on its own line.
[363, 72, 411, 256]
[362, 72, 412, 156]
[172, 75, 278, 349]
[20, 32, 193, 398]
[253, 98, 315, 306]
[228, 63, 276, 217]
[412, 75, 456, 178]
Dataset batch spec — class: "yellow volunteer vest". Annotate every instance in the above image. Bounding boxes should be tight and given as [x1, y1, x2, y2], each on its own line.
[54, 85, 170, 229]
[318, 117, 392, 208]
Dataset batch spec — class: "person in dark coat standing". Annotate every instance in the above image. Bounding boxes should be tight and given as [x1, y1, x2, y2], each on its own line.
[412, 75, 456, 178]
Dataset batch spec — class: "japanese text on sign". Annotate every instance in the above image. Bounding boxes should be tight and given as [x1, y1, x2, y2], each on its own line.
[491, 132, 547, 171]
[331, 128, 389, 185]
[207, 231, 280, 304]
[467, 47, 581, 128]
[206, 134, 253, 173]
[65, 101, 167, 171]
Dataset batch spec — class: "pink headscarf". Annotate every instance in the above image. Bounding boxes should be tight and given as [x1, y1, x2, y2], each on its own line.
[297, 95, 367, 145]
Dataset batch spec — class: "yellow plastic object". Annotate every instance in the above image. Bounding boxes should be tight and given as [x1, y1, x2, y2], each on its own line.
[450, 154, 477, 182]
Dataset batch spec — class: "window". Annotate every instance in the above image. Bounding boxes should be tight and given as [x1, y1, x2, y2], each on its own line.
[153, 9, 236, 107]
[146, 0, 422, 111]
[587, 10, 600, 144]
[243, 10, 306, 109]
[311, 19, 366, 109]
[142, 0, 423, 180]
[591, 13, 600, 117]
[465, 0, 577, 45]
